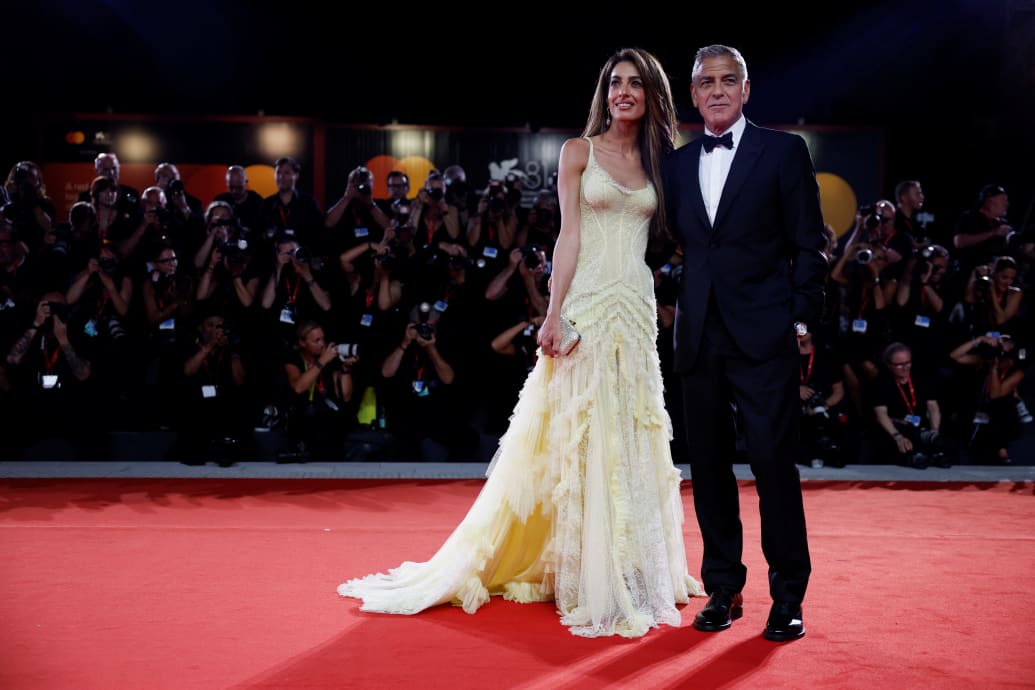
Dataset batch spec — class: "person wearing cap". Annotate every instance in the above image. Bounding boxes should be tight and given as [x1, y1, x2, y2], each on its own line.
[952, 184, 1013, 286]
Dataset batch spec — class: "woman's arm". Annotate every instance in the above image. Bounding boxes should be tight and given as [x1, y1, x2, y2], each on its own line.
[537, 138, 587, 357]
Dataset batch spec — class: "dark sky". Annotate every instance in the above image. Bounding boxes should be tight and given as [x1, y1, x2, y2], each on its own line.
[8, 1, 1032, 224]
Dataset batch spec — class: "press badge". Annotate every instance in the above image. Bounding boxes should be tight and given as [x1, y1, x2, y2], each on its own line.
[905, 415, 921, 427]
[852, 319, 868, 334]
[279, 306, 295, 324]
[354, 226, 369, 238]
[973, 412, 990, 425]
[84, 319, 98, 337]
[913, 315, 930, 328]
[360, 313, 373, 327]
[433, 300, 448, 313]
[482, 246, 498, 259]
[201, 385, 217, 399]
[324, 399, 340, 412]
[412, 380, 429, 396]
[39, 373, 60, 389]
[159, 318, 176, 331]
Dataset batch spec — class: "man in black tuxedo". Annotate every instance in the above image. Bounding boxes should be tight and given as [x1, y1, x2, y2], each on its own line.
[661, 44, 828, 642]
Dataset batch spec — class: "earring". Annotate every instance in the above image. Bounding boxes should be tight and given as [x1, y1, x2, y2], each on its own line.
[605, 115, 611, 127]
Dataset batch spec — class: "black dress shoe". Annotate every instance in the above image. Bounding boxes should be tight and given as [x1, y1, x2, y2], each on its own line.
[763, 601, 805, 641]
[694, 590, 743, 632]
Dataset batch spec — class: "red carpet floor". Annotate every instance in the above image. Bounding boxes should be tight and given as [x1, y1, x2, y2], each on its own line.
[1, 478, 1033, 689]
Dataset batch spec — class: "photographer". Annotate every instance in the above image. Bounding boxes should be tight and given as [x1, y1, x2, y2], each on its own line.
[952, 184, 1013, 282]
[797, 327, 848, 468]
[323, 165, 392, 257]
[65, 242, 136, 420]
[110, 186, 188, 275]
[278, 320, 355, 462]
[963, 256, 1024, 340]
[409, 171, 462, 252]
[5, 292, 99, 458]
[831, 240, 894, 416]
[892, 244, 953, 370]
[195, 204, 262, 315]
[154, 162, 204, 222]
[176, 309, 250, 466]
[466, 179, 518, 273]
[2, 161, 56, 254]
[949, 333, 1026, 464]
[870, 342, 953, 469]
[380, 301, 477, 460]
[514, 191, 560, 256]
[140, 245, 195, 428]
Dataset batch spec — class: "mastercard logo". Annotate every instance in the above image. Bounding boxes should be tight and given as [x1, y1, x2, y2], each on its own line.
[365, 155, 437, 199]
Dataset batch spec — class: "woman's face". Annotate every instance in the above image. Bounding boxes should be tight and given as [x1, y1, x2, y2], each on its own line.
[994, 267, 1017, 290]
[608, 60, 646, 125]
[155, 249, 178, 276]
[300, 327, 325, 355]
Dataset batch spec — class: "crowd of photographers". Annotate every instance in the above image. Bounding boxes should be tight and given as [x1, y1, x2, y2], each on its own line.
[0, 158, 1030, 467]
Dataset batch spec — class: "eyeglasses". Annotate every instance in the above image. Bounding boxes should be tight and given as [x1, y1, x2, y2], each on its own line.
[154, 257, 177, 264]
[890, 361, 912, 368]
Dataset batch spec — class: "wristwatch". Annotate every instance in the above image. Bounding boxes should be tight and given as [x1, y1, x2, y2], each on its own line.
[794, 322, 808, 337]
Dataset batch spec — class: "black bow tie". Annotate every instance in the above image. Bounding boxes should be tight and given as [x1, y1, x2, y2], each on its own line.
[701, 132, 734, 153]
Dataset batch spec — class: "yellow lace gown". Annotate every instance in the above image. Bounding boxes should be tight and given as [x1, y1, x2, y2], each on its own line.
[337, 138, 703, 637]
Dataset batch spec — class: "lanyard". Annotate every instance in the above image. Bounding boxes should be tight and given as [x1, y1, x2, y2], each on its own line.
[283, 275, 301, 305]
[41, 336, 61, 373]
[304, 360, 325, 401]
[896, 376, 917, 414]
[800, 349, 815, 384]
[425, 217, 439, 246]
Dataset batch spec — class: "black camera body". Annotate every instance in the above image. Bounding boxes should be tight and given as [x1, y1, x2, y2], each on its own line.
[46, 301, 70, 321]
[854, 248, 874, 265]
[415, 322, 434, 340]
[521, 244, 542, 269]
[98, 256, 118, 274]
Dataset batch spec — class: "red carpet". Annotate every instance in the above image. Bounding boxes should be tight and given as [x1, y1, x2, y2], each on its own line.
[1, 478, 1033, 689]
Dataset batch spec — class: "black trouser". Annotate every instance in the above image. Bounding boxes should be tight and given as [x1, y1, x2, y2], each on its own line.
[680, 302, 811, 605]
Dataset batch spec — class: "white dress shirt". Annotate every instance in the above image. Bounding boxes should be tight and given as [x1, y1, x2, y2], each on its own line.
[699, 116, 746, 225]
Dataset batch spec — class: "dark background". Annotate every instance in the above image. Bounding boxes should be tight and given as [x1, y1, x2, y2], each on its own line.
[6, 0, 1034, 230]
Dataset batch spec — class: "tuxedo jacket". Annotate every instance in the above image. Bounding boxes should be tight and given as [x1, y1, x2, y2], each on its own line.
[661, 120, 828, 371]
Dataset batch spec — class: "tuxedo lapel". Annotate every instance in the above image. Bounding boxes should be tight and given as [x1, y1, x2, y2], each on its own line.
[685, 140, 711, 232]
[712, 122, 762, 232]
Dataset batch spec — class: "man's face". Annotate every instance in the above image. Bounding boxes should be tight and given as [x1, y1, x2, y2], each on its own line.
[691, 55, 749, 135]
[155, 164, 179, 189]
[387, 176, 409, 200]
[226, 171, 248, 201]
[96, 155, 119, 183]
[275, 164, 298, 193]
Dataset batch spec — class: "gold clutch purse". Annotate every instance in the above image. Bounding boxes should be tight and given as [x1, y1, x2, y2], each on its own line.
[557, 316, 581, 356]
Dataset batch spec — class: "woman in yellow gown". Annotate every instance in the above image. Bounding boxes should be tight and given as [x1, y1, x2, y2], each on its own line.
[338, 47, 703, 638]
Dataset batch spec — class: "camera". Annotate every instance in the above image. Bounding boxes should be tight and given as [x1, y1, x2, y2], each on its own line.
[46, 301, 69, 321]
[803, 391, 829, 418]
[414, 301, 434, 339]
[853, 248, 874, 265]
[98, 256, 118, 274]
[415, 322, 434, 340]
[392, 201, 411, 225]
[167, 179, 184, 195]
[521, 244, 542, 269]
[427, 188, 444, 202]
[448, 254, 469, 270]
[353, 170, 371, 194]
[290, 246, 324, 272]
[336, 343, 361, 359]
[489, 197, 506, 212]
